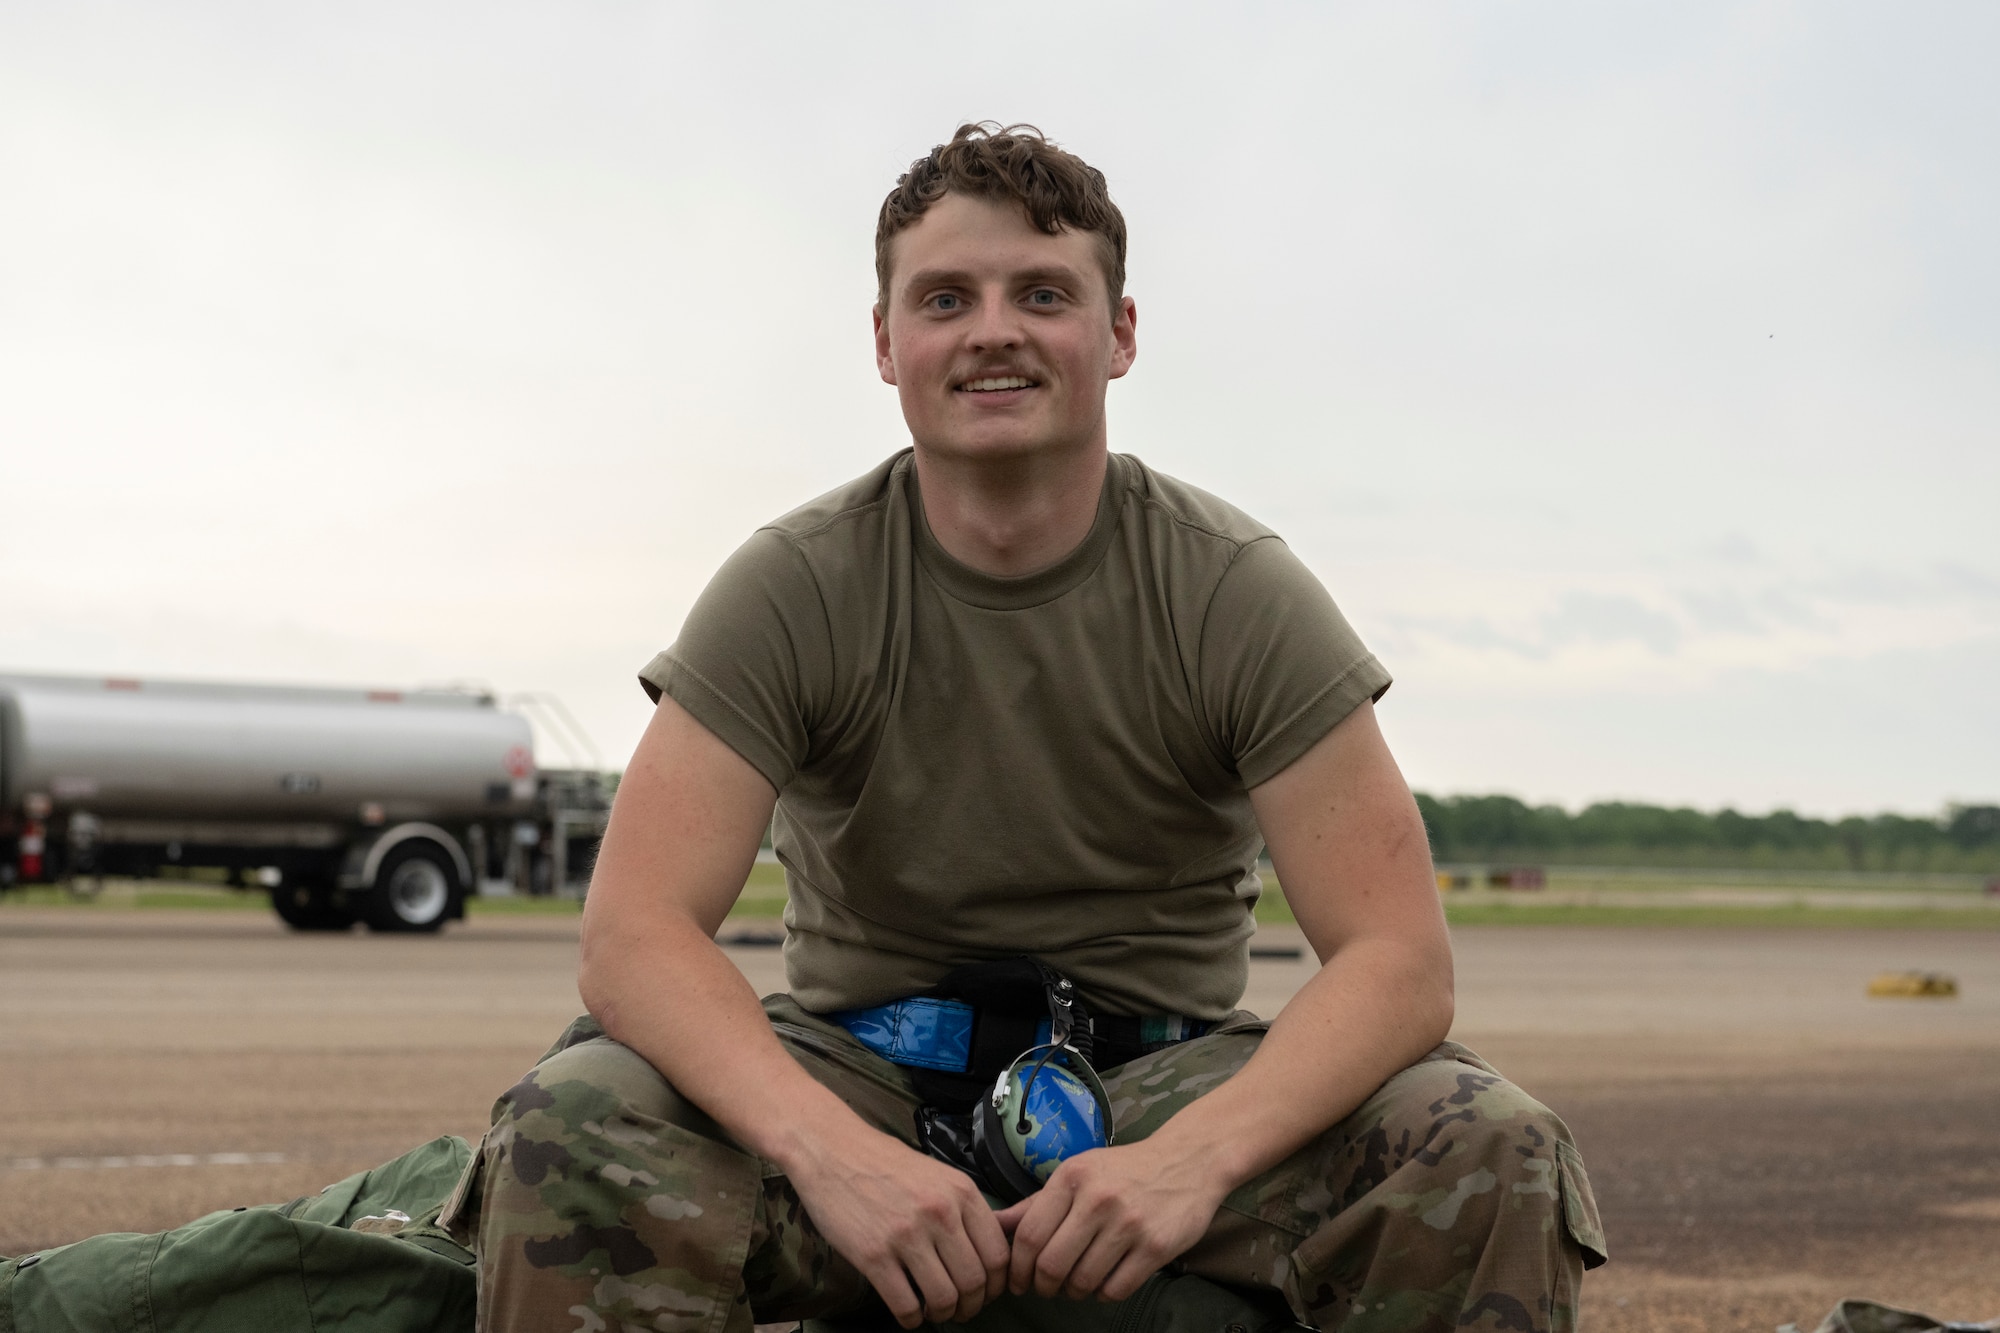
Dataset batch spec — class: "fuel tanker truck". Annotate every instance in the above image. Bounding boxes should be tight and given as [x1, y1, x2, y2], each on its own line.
[0, 671, 609, 932]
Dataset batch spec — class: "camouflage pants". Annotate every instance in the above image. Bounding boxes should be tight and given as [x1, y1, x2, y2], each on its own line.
[445, 996, 1606, 1333]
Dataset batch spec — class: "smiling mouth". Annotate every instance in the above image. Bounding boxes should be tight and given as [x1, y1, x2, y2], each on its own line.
[956, 376, 1039, 392]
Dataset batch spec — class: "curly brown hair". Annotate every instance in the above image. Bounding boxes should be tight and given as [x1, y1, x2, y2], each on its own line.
[874, 122, 1127, 314]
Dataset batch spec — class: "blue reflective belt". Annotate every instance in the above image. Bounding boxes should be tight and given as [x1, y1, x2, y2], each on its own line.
[827, 1000, 1210, 1073]
[826, 997, 977, 1073]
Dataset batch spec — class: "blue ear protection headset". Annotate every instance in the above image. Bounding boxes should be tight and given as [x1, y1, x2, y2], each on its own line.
[971, 1039, 1114, 1202]
[963, 971, 1115, 1202]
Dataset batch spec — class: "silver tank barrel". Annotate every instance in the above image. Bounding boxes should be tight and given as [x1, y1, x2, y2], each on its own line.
[0, 673, 537, 824]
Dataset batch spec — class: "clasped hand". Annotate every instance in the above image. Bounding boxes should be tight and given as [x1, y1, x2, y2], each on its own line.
[792, 1129, 1227, 1329]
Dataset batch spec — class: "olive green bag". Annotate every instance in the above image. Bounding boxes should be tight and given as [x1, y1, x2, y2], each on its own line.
[0, 1136, 475, 1333]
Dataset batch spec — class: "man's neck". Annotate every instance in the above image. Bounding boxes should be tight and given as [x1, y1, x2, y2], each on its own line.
[911, 443, 1109, 578]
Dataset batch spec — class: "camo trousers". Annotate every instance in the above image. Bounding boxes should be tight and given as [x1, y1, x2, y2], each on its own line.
[444, 996, 1607, 1333]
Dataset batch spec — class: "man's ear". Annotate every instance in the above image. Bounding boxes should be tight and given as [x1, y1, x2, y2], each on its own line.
[873, 305, 897, 385]
[1108, 296, 1138, 381]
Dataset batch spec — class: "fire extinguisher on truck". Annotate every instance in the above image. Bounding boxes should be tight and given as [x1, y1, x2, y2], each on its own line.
[16, 794, 48, 882]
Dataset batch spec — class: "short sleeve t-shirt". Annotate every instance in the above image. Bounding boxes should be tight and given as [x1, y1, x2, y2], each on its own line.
[640, 450, 1390, 1019]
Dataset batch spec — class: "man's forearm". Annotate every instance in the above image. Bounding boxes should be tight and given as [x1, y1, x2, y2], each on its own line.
[579, 906, 880, 1173]
[574, 696, 887, 1175]
[1185, 700, 1458, 1195]
[1143, 933, 1454, 1194]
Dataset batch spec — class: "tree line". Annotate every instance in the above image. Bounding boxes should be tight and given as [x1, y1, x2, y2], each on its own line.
[1411, 794, 2000, 874]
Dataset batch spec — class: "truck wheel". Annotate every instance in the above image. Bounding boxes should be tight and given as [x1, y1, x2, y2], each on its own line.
[270, 884, 357, 932]
[364, 843, 459, 933]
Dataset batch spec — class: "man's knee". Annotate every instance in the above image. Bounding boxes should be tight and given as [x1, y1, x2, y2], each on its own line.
[492, 1035, 726, 1146]
[1382, 1053, 1562, 1183]
[463, 1034, 734, 1245]
[1372, 1050, 1605, 1264]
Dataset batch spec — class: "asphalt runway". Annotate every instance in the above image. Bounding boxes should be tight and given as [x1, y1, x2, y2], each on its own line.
[4, 907, 1997, 1332]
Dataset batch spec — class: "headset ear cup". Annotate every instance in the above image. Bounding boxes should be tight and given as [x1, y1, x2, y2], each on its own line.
[1057, 1049, 1115, 1147]
[974, 1084, 1043, 1204]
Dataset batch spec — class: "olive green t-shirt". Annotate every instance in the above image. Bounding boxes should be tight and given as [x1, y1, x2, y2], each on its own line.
[639, 450, 1390, 1019]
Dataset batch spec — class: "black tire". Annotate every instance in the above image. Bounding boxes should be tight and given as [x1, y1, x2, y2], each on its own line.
[270, 883, 357, 932]
[363, 842, 460, 933]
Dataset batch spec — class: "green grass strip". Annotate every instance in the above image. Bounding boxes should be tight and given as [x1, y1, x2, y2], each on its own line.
[10, 862, 1996, 932]
[1440, 902, 2000, 929]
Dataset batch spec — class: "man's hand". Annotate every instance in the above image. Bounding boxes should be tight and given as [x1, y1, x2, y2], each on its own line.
[994, 1136, 1232, 1303]
[785, 1121, 1010, 1328]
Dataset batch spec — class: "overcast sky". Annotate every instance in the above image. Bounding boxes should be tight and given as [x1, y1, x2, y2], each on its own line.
[2, 2, 1994, 817]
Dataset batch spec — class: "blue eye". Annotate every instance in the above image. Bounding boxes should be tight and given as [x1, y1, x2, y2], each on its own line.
[1029, 289, 1057, 306]
[933, 294, 960, 310]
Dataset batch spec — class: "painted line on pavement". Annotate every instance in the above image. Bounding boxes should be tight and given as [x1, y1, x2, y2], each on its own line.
[6, 1151, 287, 1171]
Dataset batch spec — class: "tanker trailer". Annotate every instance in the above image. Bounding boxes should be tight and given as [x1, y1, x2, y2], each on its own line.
[0, 671, 538, 932]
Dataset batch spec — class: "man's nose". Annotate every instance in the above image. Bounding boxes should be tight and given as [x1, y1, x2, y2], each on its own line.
[965, 289, 1025, 348]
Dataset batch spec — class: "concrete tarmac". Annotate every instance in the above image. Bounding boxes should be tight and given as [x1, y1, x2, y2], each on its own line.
[4, 907, 1997, 1332]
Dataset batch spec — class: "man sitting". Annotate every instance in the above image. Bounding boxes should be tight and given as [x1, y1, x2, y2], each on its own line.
[447, 122, 1606, 1333]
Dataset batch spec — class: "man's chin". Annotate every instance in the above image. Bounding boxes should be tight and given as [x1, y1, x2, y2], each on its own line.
[912, 421, 1103, 466]
[914, 436, 1081, 468]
